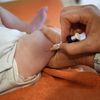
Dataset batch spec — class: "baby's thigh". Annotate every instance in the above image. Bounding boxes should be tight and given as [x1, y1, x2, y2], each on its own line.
[15, 30, 54, 78]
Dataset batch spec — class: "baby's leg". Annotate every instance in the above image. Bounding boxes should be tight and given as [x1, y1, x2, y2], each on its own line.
[0, 7, 29, 32]
[15, 30, 54, 78]
[0, 7, 47, 33]
[29, 7, 48, 33]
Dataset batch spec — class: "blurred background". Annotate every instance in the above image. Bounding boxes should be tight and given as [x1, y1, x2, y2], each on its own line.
[0, 0, 100, 27]
[62, 0, 100, 8]
[0, 0, 100, 8]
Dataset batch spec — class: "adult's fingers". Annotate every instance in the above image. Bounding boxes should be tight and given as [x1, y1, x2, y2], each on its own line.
[60, 6, 82, 41]
[60, 5, 94, 41]
[60, 39, 94, 55]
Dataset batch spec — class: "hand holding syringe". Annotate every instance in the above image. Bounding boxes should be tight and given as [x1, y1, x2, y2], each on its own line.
[50, 32, 86, 51]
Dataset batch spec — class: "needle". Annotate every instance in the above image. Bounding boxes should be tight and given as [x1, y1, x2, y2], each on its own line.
[50, 41, 62, 51]
[50, 32, 86, 51]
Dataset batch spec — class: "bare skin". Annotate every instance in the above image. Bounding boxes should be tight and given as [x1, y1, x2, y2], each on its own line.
[0, 6, 95, 77]
[60, 5, 100, 55]
[0, 6, 47, 33]
[0, 6, 54, 79]
[42, 26, 94, 68]
[15, 30, 54, 78]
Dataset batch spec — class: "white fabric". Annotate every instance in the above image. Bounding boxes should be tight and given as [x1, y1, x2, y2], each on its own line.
[0, 27, 26, 72]
[0, 27, 41, 94]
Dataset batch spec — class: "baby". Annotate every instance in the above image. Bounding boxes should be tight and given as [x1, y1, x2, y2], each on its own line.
[0, 6, 95, 94]
[0, 7, 54, 94]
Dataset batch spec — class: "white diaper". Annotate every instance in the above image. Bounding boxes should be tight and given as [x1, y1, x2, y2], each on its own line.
[0, 27, 41, 95]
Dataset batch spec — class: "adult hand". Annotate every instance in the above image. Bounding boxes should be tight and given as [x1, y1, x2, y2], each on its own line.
[41, 26, 94, 68]
[60, 5, 100, 55]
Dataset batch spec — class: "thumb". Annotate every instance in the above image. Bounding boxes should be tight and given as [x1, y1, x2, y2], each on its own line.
[60, 40, 91, 55]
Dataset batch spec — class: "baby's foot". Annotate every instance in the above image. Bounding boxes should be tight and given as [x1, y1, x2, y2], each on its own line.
[29, 7, 48, 33]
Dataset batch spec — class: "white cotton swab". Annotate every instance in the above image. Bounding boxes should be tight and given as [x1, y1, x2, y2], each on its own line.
[50, 41, 62, 51]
